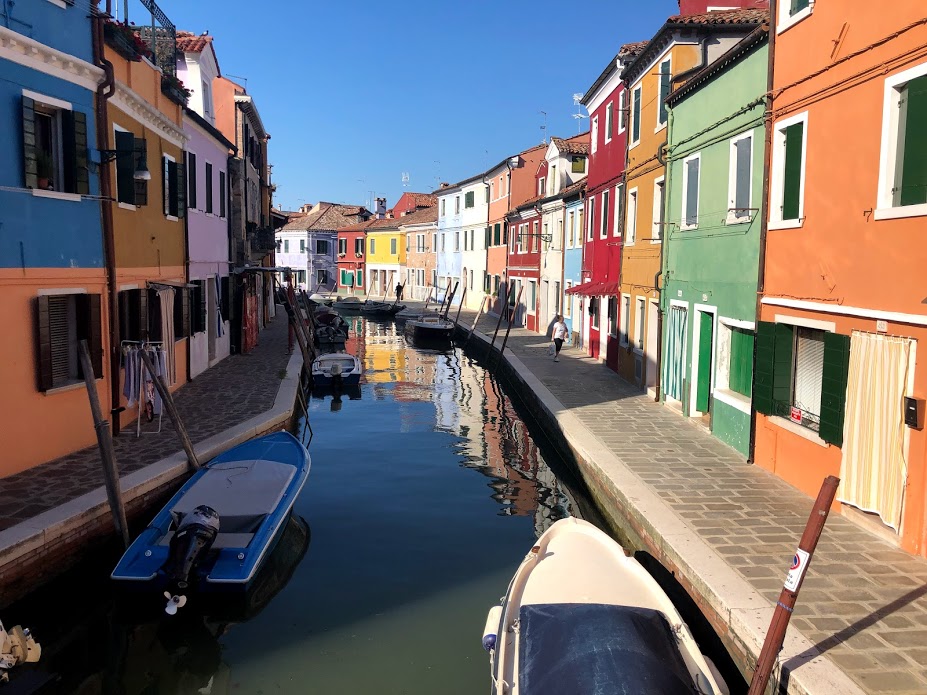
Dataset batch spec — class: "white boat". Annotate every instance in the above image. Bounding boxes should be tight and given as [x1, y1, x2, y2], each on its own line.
[404, 315, 454, 343]
[483, 518, 729, 695]
[332, 296, 365, 313]
[308, 293, 334, 306]
[311, 352, 362, 386]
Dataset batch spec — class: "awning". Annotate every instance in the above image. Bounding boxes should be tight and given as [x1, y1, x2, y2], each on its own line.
[147, 280, 196, 289]
[564, 281, 621, 296]
[233, 266, 292, 274]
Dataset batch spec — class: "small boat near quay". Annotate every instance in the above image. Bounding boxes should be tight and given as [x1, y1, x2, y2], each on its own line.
[361, 301, 405, 317]
[404, 315, 455, 343]
[311, 351, 362, 387]
[332, 296, 365, 313]
[314, 324, 348, 348]
[482, 517, 728, 695]
[111, 432, 310, 615]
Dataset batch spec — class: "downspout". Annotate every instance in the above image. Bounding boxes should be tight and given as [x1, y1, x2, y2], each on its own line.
[94, 6, 121, 434]
[654, 111, 670, 402]
[181, 114, 191, 380]
[748, 15, 775, 465]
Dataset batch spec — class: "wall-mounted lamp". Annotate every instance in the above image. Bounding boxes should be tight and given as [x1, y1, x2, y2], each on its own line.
[98, 148, 151, 181]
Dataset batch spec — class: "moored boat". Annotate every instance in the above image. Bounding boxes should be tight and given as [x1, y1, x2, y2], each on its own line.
[111, 432, 310, 615]
[404, 315, 454, 343]
[483, 517, 728, 695]
[361, 301, 405, 317]
[332, 296, 365, 313]
[311, 351, 362, 387]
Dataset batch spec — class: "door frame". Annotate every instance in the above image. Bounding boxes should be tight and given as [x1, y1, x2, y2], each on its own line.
[645, 298, 660, 396]
[689, 303, 717, 417]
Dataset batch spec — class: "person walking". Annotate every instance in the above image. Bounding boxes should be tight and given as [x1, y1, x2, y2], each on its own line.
[551, 315, 567, 362]
[395, 282, 404, 302]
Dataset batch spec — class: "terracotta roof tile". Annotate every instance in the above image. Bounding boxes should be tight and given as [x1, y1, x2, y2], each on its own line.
[551, 132, 590, 156]
[667, 8, 768, 25]
[396, 206, 438, 226]
[282, 203, 370, 231]
[619, 41, 649, 57]
[176, 31, 213, 53]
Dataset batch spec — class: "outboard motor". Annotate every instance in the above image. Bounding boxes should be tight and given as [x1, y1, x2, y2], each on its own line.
[329, 360, 343, 387]
[162, 505, 219, 615]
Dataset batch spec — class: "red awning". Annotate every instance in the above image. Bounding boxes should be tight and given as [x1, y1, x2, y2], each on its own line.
[565, 281, 621, 296]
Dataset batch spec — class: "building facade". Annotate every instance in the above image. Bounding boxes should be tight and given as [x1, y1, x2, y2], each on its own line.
[401, 207, 439, 301]
[336, 219, 372, 296]
[562, 190, 585, 345]
[366, 216, 407, 299]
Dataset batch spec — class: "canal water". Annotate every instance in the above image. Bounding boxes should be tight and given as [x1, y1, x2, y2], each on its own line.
[4, 315, 745, 694]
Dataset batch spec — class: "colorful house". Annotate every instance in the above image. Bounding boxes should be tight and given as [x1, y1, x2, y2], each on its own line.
[336, 219, 373, 296]
[401, 207, 439, 301]
[366, 216, 407, 299]
[661, 27, 768, 456]
[575, 41, 646, 368]
[485, 145, 547, 317]
[619, 7, 764, 394]
[176, 31, 235, 378]
[562, 188, 586, 345]
[1, 1, 106, 475]
[754, 2, 927, 556]
[505, 181, 544, 331]
[458, 176, 490, 310]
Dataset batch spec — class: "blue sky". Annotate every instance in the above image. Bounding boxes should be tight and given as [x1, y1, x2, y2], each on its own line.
[167, 0, 680, 212]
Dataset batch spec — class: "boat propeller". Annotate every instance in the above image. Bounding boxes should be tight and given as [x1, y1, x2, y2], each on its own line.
[164, 591, 188, 615]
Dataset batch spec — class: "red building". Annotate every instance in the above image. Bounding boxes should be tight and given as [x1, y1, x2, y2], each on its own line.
[505, 182, 544, 331]
[336, 219, 374, 296]
[571, 41, 648, 369]
[391, 191, 437, 217]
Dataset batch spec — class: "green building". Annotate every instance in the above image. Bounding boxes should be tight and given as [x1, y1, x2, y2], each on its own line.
[660, 28, 768, 456]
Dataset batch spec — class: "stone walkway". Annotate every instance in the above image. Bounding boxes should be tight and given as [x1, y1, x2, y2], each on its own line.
[0, 316, 292, 531]
[462, 310, 927, 695]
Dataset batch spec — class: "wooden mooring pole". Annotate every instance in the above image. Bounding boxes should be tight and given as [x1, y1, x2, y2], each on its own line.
[78, 340, 130, 549]
[466, 296, 487, 344]
[442, 281, 459, 319]
[138, 348, 201, 471]
[453, 286, 467, 327]
[489, 292, 507, 351]
[747, 475, 840, 695]
[498, 286, 524, 361]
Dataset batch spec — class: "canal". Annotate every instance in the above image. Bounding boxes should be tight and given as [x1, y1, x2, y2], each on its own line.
[2, 316, 741, 694]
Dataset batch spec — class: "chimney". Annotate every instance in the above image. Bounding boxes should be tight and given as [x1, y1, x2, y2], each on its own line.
[375, 197, 387, 219]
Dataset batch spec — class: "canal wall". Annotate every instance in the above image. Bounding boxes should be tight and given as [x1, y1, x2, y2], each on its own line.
[0, 351, 303, 610]
[458, 325, 863, 695]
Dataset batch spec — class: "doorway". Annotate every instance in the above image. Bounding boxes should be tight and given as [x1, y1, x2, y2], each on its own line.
[691, 306, 716, 420]
[645, 299, 659, 395]
[207, 277, 217, 362]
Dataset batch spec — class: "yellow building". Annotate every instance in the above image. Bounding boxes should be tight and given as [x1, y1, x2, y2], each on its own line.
[618, 8, 764, 392]
[365, 217, 407, 299]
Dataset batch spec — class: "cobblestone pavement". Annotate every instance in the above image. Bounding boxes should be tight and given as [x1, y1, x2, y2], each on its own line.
[463, 311, 927, 695]
[0, 315, 293, 531]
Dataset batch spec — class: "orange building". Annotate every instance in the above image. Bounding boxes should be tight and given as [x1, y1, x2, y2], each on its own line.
[754, 2, 927, 556]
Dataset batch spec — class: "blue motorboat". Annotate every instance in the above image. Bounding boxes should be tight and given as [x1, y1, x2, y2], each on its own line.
[111, 432, 310, 614]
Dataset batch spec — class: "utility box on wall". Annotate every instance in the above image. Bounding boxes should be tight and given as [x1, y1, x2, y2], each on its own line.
[904, 397, 924, 429]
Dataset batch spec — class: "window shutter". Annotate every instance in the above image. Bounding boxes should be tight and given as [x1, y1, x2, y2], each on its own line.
[188, 152, 198, 209]
[162, 156, 169, 216]
[139, 288, 149, 340]
[116, 131, 135, 204]
[199, 281, 207, 333]
[75, 294, 103, 378]
[35, 295, 53, 391]
[735, 137, 751, 212]
[632, 88, 641, 142]
[754, 321, 792, 415]
[685, 159, 699, 225]
[220, 276, 230, 319]
[659, 60, 671, 124]
[61, 110, 89, 195]
[819, 332, 850, 447]
[772, 322, 794, 407]
[219, 170, 226, 217]
[22, 96, 38, 189]
[900, 74, 927, 206]
[790, 0, 809, 13]
[176, 158, 186, 218]
[782, 122, 804, 220]
[181, 287, 191, 337]
[133, 137, 148, 206]
[205, 162, 213, 214]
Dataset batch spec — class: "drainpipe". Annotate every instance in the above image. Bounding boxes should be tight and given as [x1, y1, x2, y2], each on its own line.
[672, 33, 710, 87]
[93, 6, 121, 434]
[654, 109, 671, 402]
[748, 14, 775, 465]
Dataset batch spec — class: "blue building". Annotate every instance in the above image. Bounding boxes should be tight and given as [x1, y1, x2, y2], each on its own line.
[562, 187, 585, 345]
[0, 3, 108, 476]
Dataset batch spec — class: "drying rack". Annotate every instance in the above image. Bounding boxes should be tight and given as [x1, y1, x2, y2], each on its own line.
[121, 340, 165, 437]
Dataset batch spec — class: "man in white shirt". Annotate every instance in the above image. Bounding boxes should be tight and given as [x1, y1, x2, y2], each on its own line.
[551, 315, 567, 362]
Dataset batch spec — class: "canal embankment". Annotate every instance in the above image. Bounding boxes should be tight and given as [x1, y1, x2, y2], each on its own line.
[0, 315, 301, 609]
[456, 311, 927, 695]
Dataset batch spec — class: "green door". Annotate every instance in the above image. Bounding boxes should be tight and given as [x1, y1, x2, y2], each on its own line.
[696, 312, 713, 413]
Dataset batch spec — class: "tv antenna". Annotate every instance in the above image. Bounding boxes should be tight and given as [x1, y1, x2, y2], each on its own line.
[572, 93, 588, 134]
[401, 172, 410, 187]
[539, 111, 547, 144]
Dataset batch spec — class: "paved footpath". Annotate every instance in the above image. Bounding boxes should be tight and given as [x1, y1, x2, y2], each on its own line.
[460, 310, 927, 695]
[0, 316, 293, 532]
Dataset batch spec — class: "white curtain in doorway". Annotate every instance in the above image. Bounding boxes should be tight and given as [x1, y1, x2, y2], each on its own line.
[157, 287, 176, 385]
[663, 306, 687, 401]
[838, 331, 913, 531]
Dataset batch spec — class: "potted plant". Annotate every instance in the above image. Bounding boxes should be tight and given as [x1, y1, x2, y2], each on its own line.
[36, 150, 54, 190]
[161, 73, 192, 106]
[103, 20, 150, 62]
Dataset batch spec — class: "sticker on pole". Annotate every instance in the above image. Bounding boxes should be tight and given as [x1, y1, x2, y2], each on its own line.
[784, 549, 810, 592]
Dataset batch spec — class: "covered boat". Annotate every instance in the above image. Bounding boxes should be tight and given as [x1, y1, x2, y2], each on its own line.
[404, 315, 454, 343]
[360, 301, 405, 317]
[111, 432, 310, 614]
[311, 352, 362, 387]
[332, 296, 365, 313]
[483, 518, 728, 695]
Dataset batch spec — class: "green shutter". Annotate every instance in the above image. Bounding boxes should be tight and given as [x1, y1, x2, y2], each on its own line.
[790, 0, 809, 14]
[22, 96, 38, 189]
[754, 321, 792, 415]
[900, 74, 927, 206]
[659, 60, 671, 125]
[772, 322, 794, 409]
[187, 152, 197, 209]
[35, 295, 53, 391]
[782, 122, 804, 220]
[177, 158, 186, 218]
[133, 138, 148, 206]
[729, 328, 755, 398]
[696, 312, 713, 412]
[819, 332, 850, 447]
[61, 110, 89, 195]
[632, 88, 641, 142]
[115, 131, 135, 204]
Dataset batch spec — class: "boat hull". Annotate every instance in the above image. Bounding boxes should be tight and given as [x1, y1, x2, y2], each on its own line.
[404, 323, 453, 344]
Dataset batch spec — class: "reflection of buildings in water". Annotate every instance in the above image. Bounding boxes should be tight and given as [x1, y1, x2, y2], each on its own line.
[362, 320, 405, 384]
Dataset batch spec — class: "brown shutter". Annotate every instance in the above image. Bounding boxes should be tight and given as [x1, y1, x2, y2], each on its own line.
[115, 130, 135, 204]
[177, 157, 186, 218]
[182, 287, 191, 336]
[35, 295, 53, 391]
[23, 96, 38, 189]
[139, 288, 149, 340]
[133, 138, 148, 205]
[76, 294, 103, 378]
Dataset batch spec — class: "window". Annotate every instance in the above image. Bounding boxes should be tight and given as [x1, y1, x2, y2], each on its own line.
[112, 127, 147, 206]
[299, 239, 306, 253]
[556, 219, 563, 249]
[681, 154, 700, 230]
[600, 189, 610, 238]
[22, 93, 90, 196]
[369, 239, 376, 254]
[554, 281, 560, 315]
[471, 228, 475, 249]
[571, 156, 585, 174]
[464, 231, 468, 251]
[618, 90, 627, 133]
[441, 234, 446, 252]
[543, 223, 549, 251]
[614, 183, 625, 237]
[283, 239, 289, 253]
[465, 191, 475, 208]
[770, 112, 808, 228]
[728, 132, 753, 223]
[635, 297, 645, 350]
[490, 181, 495, 200]
[390, 238, 397, 255]
[433, 232, 437, 250]
[339, 238, 347, 254]
[605, 102, 614, 143]
[316, 239, 329, 254]
[187, 152, 197, 209]
[538, 177, 546, 196]
[626, 189, 638, 244]
[550, 165, 557, 194]
[35, 293, 102, 390]
[608, 297, 618, 337]
[753, 321, 850, 446]
[591, 115, 599, 154]
[189, 281, 206, 335]
[658, 58, 671, 128]
[590, 296, 599, 329]
[219, 171, 226, 218]
[728, 327, 755, 398]
[564, 282, 572, 318]
[356, 269, 364, 287]
[205, 161, 213, 214]
[455, 196, 460, 214]
[485, 186, 490, 203]
[587, 196, 595, 241]
[470, 269, 474, 290]
[440, 199, 446, 216]
[355, 237, 365, 255]
[161, 154, 185, 219]
[778, 0, 812, 32]
[877, 66, 927, 218]
[528, 281, 536, 314]
[567, 211, 575, 247]
[485, 225, 492, 248]
[631, 85, 642, 144]
[454, 231, 460, 251]
[202, 80, 212, 117]
[317, 269, 327, 285]
[531, 221, 539, 252]
[653, 177, 665, 242]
